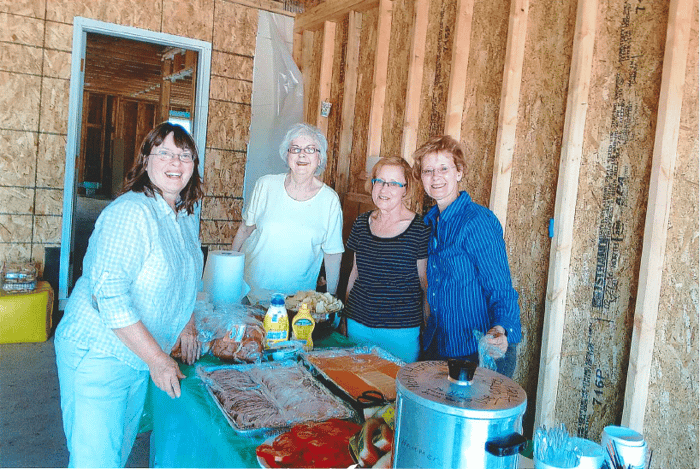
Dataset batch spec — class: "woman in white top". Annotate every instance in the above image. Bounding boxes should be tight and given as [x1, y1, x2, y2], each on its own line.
[232, 123, 344, 298]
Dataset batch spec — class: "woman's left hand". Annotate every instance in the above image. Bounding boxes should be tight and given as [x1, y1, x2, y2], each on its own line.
[486, 326, 508, 354]
[175, 316, 201, 365]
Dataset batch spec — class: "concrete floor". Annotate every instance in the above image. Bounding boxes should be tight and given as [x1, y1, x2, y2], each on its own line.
[0, 338, 149, 468]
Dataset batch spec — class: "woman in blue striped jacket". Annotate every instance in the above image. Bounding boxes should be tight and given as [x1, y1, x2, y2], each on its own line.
[343, 156, 431, 363]
[412, 135, 522, 378]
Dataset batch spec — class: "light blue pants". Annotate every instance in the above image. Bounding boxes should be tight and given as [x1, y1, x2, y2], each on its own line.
[55, 337, 149, 468]
[347, 319, 420, 363]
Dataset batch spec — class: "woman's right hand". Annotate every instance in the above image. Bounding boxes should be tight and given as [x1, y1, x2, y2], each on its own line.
[149, 352, 185, 399]
[112, 321, 185, 398]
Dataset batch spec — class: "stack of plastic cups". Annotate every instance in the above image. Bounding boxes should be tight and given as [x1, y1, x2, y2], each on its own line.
[571, 438, 605, 469]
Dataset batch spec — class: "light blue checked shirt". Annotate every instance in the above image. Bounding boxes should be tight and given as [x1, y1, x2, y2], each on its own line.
[56, 191, 203, 371]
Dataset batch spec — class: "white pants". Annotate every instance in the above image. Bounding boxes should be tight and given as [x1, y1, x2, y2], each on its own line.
[55, 337, 149, 468]
[347, 319, 420, 363]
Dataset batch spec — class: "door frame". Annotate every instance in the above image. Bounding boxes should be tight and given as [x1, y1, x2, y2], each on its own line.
[59, 17, 212, 308]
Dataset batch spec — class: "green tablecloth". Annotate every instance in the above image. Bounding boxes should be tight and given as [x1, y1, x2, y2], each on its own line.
[147, 332, 356, 468]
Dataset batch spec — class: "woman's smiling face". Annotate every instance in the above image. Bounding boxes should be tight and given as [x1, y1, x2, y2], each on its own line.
[146, 132, 194, 208]
[420, 150, 463, 210]
[287, 135, 320, 177]
[372, 164, 408, 212]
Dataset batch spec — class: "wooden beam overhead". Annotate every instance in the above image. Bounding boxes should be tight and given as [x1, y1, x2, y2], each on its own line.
[443, 0, 475, 140]
[83, 33, 194, 108]
[337, 11, 363, 199]
[294, 0, 379, 32]
[535, 0, 598, 430]
[621, 0, 694, 433]
[401, 0, 429, 166]
[489, 0, 529, 228]
[366, 0, 393, 162]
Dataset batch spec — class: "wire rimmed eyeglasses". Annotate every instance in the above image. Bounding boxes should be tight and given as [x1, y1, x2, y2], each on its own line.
[288, 146, 320, 155]
[421, 165, 455, 177]
[372, 178, 407, 189]
[150, 150, 194, 163]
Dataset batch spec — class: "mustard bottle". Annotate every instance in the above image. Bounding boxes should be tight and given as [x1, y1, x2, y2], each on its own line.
[292, 302, 316, 350]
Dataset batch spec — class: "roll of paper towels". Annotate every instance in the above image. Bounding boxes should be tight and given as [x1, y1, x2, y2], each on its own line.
[202, 250, 250, 306]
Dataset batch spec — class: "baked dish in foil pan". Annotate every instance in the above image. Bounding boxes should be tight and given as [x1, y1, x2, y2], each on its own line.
[197, 360, 355, 436]
[301, 346, 406, 404]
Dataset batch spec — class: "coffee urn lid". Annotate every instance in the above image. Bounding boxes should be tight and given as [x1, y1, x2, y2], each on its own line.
[396, 360, 527, 419]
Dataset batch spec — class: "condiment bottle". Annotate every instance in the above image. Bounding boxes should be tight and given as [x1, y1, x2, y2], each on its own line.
[263, 293, 289, 349]
[292, 302, 315, 350]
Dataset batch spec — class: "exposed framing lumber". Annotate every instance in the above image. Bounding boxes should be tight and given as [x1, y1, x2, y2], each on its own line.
[294, 0, 379, 32]
[337, 11, 363, 199]
[293, 32, 303, 66]
[366, 0, 393, 160]
[315, 21, 337, 134]
[301, 30, 314, 123]
[621, 0, 694, 433]
[489, 0, 529, 228]
[443, 0, 475, 140]
[534, 0, 598, 430]
[159, 59, 172, 123]
[400, 0, 429, 166]
[186, 50, 197, 118]
[228, 0, 295, 17]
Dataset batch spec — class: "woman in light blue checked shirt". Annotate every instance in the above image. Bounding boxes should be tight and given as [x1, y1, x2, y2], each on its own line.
[54, 122, 204, 467]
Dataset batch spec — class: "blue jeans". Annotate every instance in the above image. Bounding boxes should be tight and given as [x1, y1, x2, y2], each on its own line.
[347, 319, 420, 363]
[55, 337, 149, 468]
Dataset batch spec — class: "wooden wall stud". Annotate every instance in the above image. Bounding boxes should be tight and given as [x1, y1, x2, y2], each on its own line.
[535, 0, 599, 430]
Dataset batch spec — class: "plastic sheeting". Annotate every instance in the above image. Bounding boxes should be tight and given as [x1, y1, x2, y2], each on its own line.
[242, 11, 304, 207]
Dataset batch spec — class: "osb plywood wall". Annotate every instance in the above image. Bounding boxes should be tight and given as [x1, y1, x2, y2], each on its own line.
[0, 0, 297, 267]
[295, 0, 698, 467]
[557, 0, 666, 442]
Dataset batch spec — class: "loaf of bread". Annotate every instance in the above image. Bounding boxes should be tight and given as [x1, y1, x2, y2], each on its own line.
[210, 323, 265, 363]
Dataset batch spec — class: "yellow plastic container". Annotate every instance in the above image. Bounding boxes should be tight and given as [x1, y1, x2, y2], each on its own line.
[0, 281, 53, 344]
[292, 302, 315, 350]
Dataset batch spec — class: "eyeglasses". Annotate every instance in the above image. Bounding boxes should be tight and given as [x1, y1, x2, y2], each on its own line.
[421, 165, 455, 178]
[372, 178, 407, 189]
[150, 149, 194, 163]
[288, 146, 320, 155]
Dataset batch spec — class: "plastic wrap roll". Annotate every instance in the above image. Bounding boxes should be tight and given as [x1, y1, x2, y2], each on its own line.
[202, 250, 250, 306]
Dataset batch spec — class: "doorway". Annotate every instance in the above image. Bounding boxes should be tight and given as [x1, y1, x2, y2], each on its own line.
[59, 18, 212, 308]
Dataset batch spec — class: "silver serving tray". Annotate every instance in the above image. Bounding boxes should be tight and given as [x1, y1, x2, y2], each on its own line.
[197, 359, 356, 437]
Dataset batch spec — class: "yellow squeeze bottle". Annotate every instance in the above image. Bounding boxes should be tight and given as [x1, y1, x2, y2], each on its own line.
[292, 302, 316, 350]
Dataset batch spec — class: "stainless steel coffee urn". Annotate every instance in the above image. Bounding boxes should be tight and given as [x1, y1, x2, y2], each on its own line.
[393, 359, 527, 469]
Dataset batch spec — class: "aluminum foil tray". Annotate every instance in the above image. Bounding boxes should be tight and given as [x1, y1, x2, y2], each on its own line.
[197, 359, 355, 437]
[300, 346, 406, 405]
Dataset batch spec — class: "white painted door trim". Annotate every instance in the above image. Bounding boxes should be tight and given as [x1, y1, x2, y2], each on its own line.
[59, 17, 212, 308]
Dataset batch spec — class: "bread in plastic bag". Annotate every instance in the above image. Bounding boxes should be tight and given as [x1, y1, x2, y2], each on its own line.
[171, 293, 266, 363]
[200, 302, 266, 363]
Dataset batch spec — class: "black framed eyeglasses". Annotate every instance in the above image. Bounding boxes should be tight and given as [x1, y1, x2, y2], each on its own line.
[288, 146, 319, 155]
[372, 178, 407, 189]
